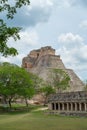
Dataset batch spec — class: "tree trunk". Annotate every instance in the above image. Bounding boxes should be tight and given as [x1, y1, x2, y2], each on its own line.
[8, 99, 12, 109]
[25, 98, 28, 107]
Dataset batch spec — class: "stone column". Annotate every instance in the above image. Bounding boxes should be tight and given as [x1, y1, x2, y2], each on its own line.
[70, 103, 73, 111]
[79, 103, 82, 111]
[58, 103, 60, 111]
[84, 103, 87, 111]
[67, 103, 69, 111]
[48, 103, 52, 110]
[62, 103, 64, 111]
[75, 103, 77, 111]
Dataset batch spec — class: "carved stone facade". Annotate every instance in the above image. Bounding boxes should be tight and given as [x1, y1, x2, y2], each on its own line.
[22, 46, 85, 91]
[48, 91, 87, 114]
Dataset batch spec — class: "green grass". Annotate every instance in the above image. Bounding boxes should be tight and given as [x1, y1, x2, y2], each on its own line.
[0, 108, 87, 130]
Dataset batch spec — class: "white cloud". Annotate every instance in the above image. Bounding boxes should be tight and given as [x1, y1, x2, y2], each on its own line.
[25, 0, 54, 24]
[55, 0, 71, 8]
[7, 29, 39, 51]
[57, 33, 87, 75]
[3, 0, 87, 28]
[64, 0, 87, 7]
[8, 0, 55, 27]
[0, 54, 25, 66]
[49, 0, 87, 8]
[29, 0, 53, 8]
[79, 20, 87, 29]
[58, 33, 83, 48]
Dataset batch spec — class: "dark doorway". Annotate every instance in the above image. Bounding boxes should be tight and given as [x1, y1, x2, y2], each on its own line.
[81, 103, 85, 111]
[52, 103, 55, 110]
[56, 103, 58, 110]
[69, 103, 71, 111]
[72, 103, 75, 111]
[64, 103, 67, 110]
[60, 103, 62, 110]
[77, 103, 80, 111]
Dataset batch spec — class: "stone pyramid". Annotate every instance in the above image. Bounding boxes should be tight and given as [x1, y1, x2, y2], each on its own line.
[22, 46, 84, 92]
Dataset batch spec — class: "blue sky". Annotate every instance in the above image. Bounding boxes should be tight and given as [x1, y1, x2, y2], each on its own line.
[1, 0, 87, 80]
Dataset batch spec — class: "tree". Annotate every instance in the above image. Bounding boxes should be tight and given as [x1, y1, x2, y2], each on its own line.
[0, 0, 30, 56]
[48, 68, 70, 92]
[0, 62, 35, 108]
[30, 73, 43, 93]
[41, 84, 55, 106]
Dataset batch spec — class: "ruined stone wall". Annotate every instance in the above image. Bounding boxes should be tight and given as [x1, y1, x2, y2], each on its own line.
[22, 46, 55, 69]
[29, 50, 40, 58]
[28, 46, 55, 59]
[40, 46, 55, 56]
[48, 91, 87, 102]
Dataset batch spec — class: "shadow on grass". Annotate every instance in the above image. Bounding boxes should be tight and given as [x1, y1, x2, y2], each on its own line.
[0, 106, 30, 115]
[0, 104, 44, 115]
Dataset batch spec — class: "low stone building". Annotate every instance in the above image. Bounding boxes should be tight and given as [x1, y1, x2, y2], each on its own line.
[48, 91, 87, 114]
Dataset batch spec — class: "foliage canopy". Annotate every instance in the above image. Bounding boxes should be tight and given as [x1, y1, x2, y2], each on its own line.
[0, 62, 34, 108]
[48, 68, 70, 92]
[0, 0, 30, 56]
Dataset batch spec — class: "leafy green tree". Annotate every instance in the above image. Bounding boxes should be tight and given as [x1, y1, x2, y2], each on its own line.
[0, 62, 34, 108]
[48, 69, 70, 92]
[0, 0, 30, 56]
[41, 84, 55, 105]
[30, 73, 43, 93]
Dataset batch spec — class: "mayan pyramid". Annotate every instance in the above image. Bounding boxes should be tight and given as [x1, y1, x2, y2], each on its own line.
[22, 46, 85, 92]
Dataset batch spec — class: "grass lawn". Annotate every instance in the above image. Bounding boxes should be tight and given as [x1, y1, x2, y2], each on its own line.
[0, 108, 87, 130]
